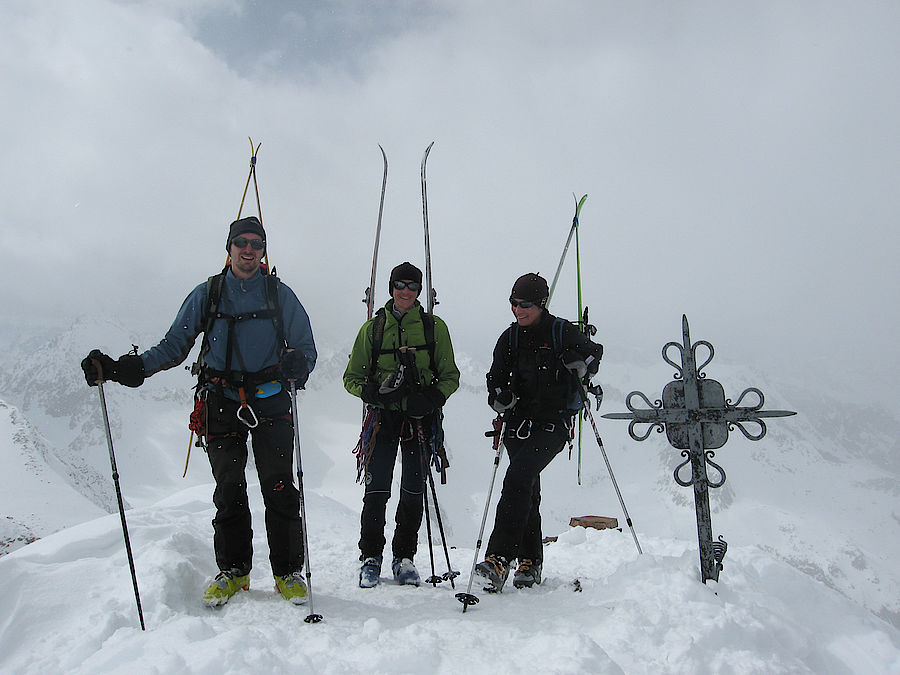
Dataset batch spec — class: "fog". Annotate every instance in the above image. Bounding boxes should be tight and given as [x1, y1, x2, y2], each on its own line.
[2, 0, 897, 405]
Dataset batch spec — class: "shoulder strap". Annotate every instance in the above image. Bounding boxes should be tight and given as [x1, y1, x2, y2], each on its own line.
[551, 316, 566, 353]
[508, 322, 519, 351]
[506, 322, 519, 371]
[367, 308, 387, 384]
[199, 270, 228, 356]
[420, 310, 437, 377]
[265, 272, 285, 357]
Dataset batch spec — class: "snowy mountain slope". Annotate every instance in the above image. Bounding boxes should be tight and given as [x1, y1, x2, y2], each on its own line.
[0, 317, 220, 508]
[0, 482, 897, 674]
[0, 399, 105, 556]
[0, 316, 898, 636]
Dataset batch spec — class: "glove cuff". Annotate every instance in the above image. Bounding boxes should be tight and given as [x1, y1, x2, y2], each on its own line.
[116, 354, 146, 388]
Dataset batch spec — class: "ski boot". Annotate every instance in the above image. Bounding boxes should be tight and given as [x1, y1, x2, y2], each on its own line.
[392, 557, 421, 586]
[474, 555, 509, 593]
[359, 555, 382, 588]
[512, 558, 542, 588]
[274, 570, 308, 605]
[202, 569, 250, 607]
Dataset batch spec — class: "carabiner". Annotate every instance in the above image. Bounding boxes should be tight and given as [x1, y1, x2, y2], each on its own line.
[237, 403, 259, 428]
[236, 386, 259, 428]
[515, 419, 532, 439]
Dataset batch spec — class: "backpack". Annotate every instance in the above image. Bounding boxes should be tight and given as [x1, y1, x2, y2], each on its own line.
[508, 316, 583, 412]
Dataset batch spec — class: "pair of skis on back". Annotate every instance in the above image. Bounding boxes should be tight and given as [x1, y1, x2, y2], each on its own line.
[360, 148, 596, 491]
[363, 142, 438, 318]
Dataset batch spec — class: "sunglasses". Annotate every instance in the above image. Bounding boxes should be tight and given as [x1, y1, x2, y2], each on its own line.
[392, 280, 422, 292]
[231, 236, 265, 251]
[509, 298, 537, 308]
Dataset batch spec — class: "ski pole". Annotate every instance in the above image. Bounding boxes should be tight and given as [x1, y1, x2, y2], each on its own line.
[575, 380, 643, 555]
[91, 357, 145, 631]
[289, 380, 323, 623]
[414, 419, 458, 588]
[456, 415, 506, 612]
[418, 437, 440, 587]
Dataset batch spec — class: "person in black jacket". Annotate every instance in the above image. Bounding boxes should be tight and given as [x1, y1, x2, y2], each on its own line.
[475, 272, 602, 592]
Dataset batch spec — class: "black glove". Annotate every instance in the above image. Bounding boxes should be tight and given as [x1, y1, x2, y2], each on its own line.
[561, 349, 599, 379]
[405, 387, 446, 418]
[280, 349, 309, 386]
[489, 387, 517, 413]
[377, 369, 407, 404]
[360, 382, 382, 405]
[81, 350, 145, 388]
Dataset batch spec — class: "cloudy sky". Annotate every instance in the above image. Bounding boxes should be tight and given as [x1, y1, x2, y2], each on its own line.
[3, 1, 897, 402]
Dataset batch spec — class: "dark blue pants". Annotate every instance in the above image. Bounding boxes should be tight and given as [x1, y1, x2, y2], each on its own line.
[205, 388, 303, 577]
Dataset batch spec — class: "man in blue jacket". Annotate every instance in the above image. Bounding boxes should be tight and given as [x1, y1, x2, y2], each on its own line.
[81, 216, 317, 607]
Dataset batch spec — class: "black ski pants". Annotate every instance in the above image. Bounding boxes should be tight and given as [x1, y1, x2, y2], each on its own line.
[205, 388, 303, 577]
[358, 409, 426, 561]
[486, 418, 568, 565]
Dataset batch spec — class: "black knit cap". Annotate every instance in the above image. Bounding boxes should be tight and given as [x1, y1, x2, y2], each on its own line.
[389, 261, 423, 293]
[511, 272, 549, 306]
[226, 216, 266, 251]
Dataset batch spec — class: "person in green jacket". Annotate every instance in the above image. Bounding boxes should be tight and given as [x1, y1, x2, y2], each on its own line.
[344, 261, 460, 588]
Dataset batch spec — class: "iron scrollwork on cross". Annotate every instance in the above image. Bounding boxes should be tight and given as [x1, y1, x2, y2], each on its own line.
[603, 315, 796, 584]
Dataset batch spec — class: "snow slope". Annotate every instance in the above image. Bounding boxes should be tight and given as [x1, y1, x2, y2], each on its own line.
[1, 317, 899, 673]
[0, 399, 105, 555]
[1, 483, 898, 674]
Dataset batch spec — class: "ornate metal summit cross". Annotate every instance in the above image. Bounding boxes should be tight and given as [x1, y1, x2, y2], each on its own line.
[602, 315, 796, 583]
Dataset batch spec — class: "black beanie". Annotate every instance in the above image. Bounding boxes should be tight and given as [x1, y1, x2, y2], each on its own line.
[226, 216, 266, 251]
[389, 262, 423, 293]
[511, 273, 549, 306]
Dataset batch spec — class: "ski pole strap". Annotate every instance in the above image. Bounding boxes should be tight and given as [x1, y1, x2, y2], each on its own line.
[412, 417, 447, 485]
[430, 413, 449, 483]
[90, 356, 106, 385]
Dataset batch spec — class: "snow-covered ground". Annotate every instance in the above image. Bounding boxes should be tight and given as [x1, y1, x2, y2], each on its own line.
[1, 318, 898, 673]
[2, 481, 897, 675]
